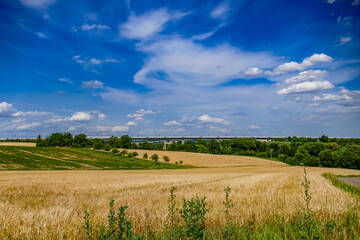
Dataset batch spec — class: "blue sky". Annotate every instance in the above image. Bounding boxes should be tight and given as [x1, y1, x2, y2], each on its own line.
[0, 0, 360, 138]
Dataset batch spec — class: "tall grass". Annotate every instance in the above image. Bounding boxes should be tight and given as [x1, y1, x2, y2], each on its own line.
[81, 168, 360, 239]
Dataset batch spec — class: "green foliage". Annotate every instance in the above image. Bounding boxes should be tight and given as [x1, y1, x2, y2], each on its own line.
[142, 153, 148, 159]
[180, 195, 209, 239]
[111, 148, 119, 155]
[83, 200, 144, 240]
[150, 154, 159, 162]
[162, 155, 170, 163]
[322, 173, 360, 199]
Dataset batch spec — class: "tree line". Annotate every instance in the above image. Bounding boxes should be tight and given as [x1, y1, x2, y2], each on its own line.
[36, 133, 360, 170]
[164, 136, 360, 169]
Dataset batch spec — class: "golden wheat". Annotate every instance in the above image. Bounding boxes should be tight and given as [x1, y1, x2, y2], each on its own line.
[0, 149, 359, 239]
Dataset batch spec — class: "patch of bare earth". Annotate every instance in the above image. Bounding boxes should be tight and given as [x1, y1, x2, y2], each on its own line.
[0, 142, 36, 147]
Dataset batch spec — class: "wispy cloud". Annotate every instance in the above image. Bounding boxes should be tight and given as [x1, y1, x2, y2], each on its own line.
[120, 9, 171, 40]
[163, 120, 181, 126]
[198, 114, 229, 125]
[81, 80, 104, 89]
[134, 37, 278, 87]
[73, 24, 111, 32]
[16, 122, 41, 130]
[58, 77, 72, 84]
[19, 0, 56, 9]
[338, 36, 352, 46]
[210, 2, 230, 19]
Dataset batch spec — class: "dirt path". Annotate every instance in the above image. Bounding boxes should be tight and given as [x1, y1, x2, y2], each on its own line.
[338, 177, 360, 189]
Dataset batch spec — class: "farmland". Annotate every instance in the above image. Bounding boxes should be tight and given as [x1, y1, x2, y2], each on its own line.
[0, 146, 189, 170]
[0, 145, 359, 239]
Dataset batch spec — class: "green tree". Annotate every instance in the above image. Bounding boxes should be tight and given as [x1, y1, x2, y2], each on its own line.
[208, 139, 220, 154]
[143, 153, 148, 159]
[119, 135, 132, 149]
[36, 134, 43, 147]
[150, 154, 159, 162]
[73, 134, 89, 148]
[163, 155, 170, 164]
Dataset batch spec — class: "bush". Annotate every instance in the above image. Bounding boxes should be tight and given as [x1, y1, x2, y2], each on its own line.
[150, 154, 159, 162]
[180, 196, 209, 239]
[82, 199, 143, 240]
[111, 148, 119, 155]
[163, 155, 170, 163]
[143, 153, 148, 159]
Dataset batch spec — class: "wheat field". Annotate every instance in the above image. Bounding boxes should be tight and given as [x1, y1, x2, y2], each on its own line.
[0, 149, 359, 239]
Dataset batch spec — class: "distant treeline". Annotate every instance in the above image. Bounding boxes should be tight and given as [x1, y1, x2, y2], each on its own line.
[36, 133, 360, 170]
[35, 133, 163, 151]
[164, 136, 360, 170]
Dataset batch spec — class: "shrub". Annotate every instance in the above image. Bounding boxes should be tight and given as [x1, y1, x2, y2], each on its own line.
[143, 153, 148, 159]
[150, 154, 159, 162]
[163, 155, 170, 163]
[180, 195, 209, 239]
[111, 148, 119, 155]
[179, 160, 183, 165]
[131, 152, 138, 157]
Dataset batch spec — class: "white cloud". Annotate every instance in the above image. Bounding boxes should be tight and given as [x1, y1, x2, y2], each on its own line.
[191, 31, 216, 41]
[283, 70, 328, 85]
[81, 80, 104, 89]
[337, 16, 353, 25]
[58, 77, 72, 84]
[352, 0, 359, 6]
[210, 2, 230, 19]
[19, 0, 56, 9]
[244, 67, 263, 76]
[338, 36, 352, 46]
[65, 112, 93, 121]
[12, 111, 51, 117]
[37, 32, 47, 38]
[98, 113, 106, 120]
[127, 109, 156, 118]
[313, 88, 360, 102]
[277, 81, 334, 95]
[198, 114, 229, 125]
[209, 126, 228, 133]
[164, 120, 181, 126]
[89, 125, 129, 132]
[126, 121, 137, 126]
[16, 122, 41, 130]
[249, 124, 260, 129]
[268, 53, 333, 75]
[313, 94, 350, 102]
[0, 102, 15, 116]
[327, 0, 337, 4]
[134, 37, 278, 87]
[73, 55, 120, 70]
[120, 9, 171, 40]
[74, 24, 111, 32]
[68, 126, 76, 132]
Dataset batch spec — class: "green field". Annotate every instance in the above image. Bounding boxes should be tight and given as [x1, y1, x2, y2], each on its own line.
[0, 146, 191, 170]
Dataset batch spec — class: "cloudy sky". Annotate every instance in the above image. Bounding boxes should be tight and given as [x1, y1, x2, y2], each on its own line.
[1, 0, 360, 138]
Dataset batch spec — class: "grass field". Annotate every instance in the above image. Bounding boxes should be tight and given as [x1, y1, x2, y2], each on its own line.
[0, 144, 359, 239]
[0, 146, 189, 170]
